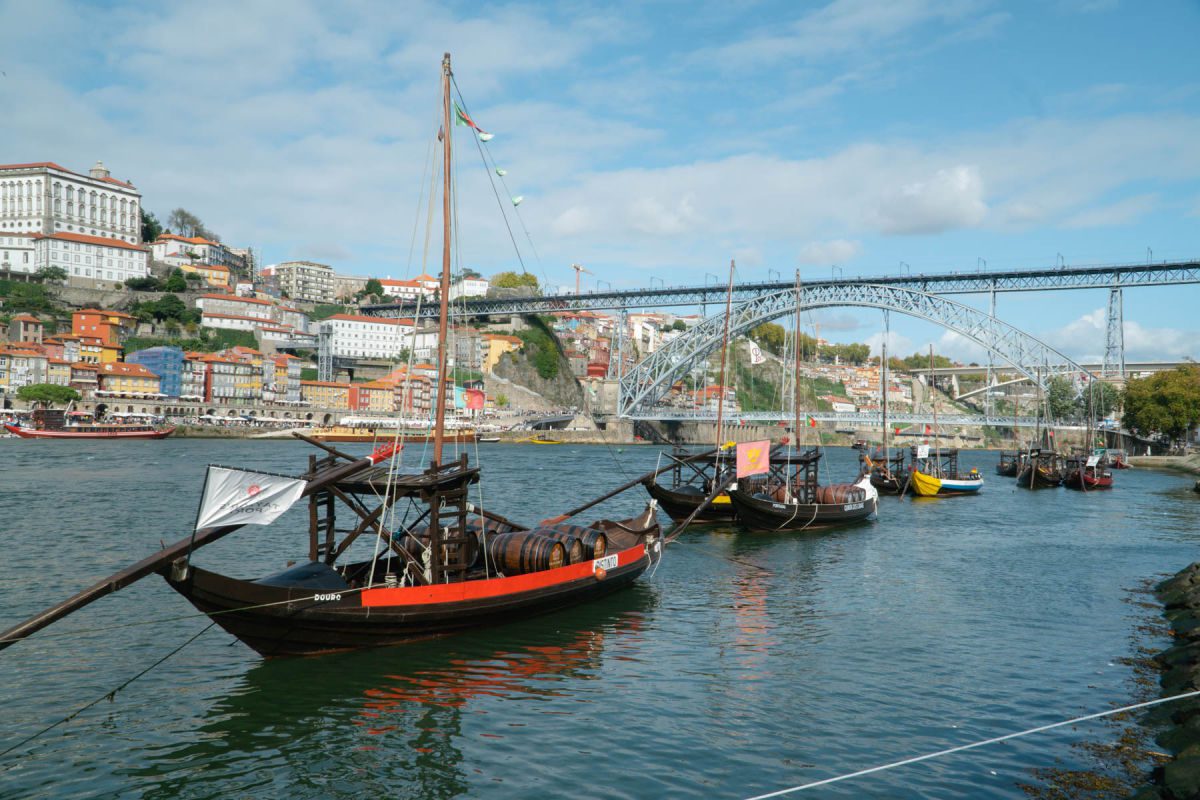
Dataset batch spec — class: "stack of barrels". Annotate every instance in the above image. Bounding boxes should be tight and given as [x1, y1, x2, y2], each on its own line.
[487, 522, 608, 576]
[814, 483, 867, 504]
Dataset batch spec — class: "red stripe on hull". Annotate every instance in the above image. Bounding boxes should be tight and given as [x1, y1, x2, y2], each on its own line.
[4, 424, 174, 439]
[361, 544, 645, 607]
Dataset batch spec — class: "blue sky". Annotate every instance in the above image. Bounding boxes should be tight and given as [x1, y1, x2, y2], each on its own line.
[2, 0, 1198, 363]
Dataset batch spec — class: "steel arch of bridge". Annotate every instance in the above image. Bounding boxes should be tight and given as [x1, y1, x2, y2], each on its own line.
[618, 283, 1095, 418]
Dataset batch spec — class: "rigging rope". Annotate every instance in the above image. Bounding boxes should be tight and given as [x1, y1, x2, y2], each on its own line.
[743, 688, 1200, 799]
[0, 622, 216, 759]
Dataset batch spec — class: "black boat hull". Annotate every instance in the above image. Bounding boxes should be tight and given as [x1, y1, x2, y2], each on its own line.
[727, 489, 877, 532]
[643, 480, 735, 522]
[1016, 465, 1062, 488]
[163, 546, 652, 657]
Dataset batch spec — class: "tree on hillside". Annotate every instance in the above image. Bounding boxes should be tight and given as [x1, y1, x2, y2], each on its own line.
[34, 266, 68, 283]
[357, 278, 384, 301]
[491, 271, 539, 292]
[163, 269, 188, 292]
[749, 322, 786, 356]
[1122, 365, 1200, 444]
[141, 209, 163, 243]
[17, 384, 80, 407]
[167, 208, 220, 242]
[1046, 376, 1078, 421]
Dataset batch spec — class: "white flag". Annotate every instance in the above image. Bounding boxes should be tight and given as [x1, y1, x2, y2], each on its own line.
[748, 342, 766, 365]
[195, 467, 307, 531]
[916, 445, 930, 459]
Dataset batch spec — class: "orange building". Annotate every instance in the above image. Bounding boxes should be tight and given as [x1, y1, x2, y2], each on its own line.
[72, 309, 136, 362]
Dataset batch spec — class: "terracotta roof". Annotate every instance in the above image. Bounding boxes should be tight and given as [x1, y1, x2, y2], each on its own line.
[413, 273, 437, 282]
[70, 362, 99, 371]
[483, 333, 522, 344]
[201, 312, 272, 323]
[10, 313, 41, 323]
[99, 362, 159, 378]
[77, 308, 135, 318]
[379, 278, 422, 288]
[183, 263, 230, 273]
[301, 380, 351, 388]
[326, 313, 414, 325]
[198, 293, 273, 306]
[156, 233, 221, 247]
[37, 232, 145, 252]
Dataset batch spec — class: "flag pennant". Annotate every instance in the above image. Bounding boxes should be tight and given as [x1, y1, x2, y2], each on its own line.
[495, 168, 507, 176]
[806, 415, 817, 428]
[511, 196, 524, 206]
[736, 439, 770, 478]
[195, 467, 307, 531]
[478, 132, 494, 142]
[748, 342, 766, 365]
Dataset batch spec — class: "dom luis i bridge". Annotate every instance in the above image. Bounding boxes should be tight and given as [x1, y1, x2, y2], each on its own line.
[361, 258, 1200, 428]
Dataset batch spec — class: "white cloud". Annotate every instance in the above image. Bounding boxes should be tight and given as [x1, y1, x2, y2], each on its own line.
[798, 239, 862, 264]
[1043, 308, 1200, 362]
[873, 166, 988, 235]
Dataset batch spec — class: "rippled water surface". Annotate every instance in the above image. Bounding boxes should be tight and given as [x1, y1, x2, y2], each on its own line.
[0, 440, 1196, 798]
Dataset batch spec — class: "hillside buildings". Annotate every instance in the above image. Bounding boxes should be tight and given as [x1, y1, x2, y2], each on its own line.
[261, 261, 336, 304]
[0, 161, 150, 285]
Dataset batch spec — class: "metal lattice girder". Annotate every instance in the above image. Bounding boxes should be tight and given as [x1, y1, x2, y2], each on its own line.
[618, 283, 1097, 417]
[361, 259, 1200, 320]
[1103, 286, 1126, 379]
[632, 410, 1044, 427]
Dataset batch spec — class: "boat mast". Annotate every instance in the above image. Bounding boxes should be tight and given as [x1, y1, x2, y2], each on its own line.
[793, 270, 803, 445]
[929, 343, 940, 476]
[881, 310, 889, 454]
[432, 52, 454, 466]
[714, 259, 735, 453]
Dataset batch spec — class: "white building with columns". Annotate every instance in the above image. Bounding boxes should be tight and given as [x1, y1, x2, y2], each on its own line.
[0, 161, 144, 281]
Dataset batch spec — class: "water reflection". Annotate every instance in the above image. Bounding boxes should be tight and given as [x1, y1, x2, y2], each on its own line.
[130, 587, 656, 800]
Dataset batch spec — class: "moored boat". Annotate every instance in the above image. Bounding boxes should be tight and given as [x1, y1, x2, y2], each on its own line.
[4, 408, 173, 440]
[308, 424, 478, 444]
[642, 446, 743, 523]
[1063, 455, 1113, 491]
[1016, 448, 1065, 488]
[907, 446, 983, 497]
[996, 450, 1020, 477]
[727, 448, 878, 532]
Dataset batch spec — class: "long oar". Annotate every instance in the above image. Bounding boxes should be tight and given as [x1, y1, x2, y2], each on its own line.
[0, 443, 400, 653]
[539, 446, 720, 525]
[663, 471, 739, 544]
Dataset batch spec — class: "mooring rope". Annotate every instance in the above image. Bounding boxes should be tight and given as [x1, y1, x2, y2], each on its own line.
[742, 688, 1200, 799]
[0, 622, 216, 759]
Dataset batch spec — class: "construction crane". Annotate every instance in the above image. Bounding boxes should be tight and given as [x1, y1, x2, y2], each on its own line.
[571, 263, 593, 296]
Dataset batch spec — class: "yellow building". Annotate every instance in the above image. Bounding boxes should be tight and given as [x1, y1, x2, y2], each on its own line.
[301, 380, 351, 410]
[95, 361, 162, 397]
[179, 262, 231, 289]
[481, 334, 523, 372]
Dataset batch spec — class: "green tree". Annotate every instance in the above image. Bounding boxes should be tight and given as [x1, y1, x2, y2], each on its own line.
[125, 276, 162, 291]
[496, 393, 509, 408]
[17, 384, 80, 406]
[141, 209, 163, 243]
[356, 278, 384, 302]
[672, 319, 687, 331]
[35, 265, 68, 283]
[1046, 376, 1078, 421]
[1122, 366, 1200, 444]
[152, 293, 188, 321]
[184, 271, 203, 282]
[899, 352, 954, 371]
[491, 271, 540, 292]
[749, 322, 787, 356]
[163, 269, 187, 292]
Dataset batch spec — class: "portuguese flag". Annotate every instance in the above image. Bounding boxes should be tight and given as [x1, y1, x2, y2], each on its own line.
[805, 415, 817, 428]
[455, 104, 493, 140]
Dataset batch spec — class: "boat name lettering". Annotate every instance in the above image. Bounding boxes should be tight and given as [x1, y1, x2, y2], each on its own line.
[313, 593, 342, 602]
[772, 503, 786, 510]
[593, 555, 618, 572]
[843, 502, 864, 511]
[221, 501, 283, 514]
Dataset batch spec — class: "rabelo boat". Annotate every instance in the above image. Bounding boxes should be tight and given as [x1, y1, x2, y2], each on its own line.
[1063, 454, 1113, 491]
[4, 408, 174, 440]
[0, 54, 667, 658]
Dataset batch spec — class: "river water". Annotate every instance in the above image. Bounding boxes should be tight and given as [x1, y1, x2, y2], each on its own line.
[0, 440, 1195, 799]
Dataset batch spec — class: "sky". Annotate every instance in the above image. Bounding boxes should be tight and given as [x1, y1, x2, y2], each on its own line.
[2, 0, 1199, 364]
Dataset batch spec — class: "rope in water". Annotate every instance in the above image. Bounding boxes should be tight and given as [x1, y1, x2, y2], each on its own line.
[0, 622, 216, 759]
[742, 688, 1200, 799]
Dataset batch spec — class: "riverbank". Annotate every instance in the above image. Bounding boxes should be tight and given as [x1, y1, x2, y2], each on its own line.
[1144, 563, 1200, 799]
[1129, 455, 1200, 476]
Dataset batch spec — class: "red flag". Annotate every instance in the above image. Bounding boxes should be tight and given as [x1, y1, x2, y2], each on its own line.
[924, 424, 932, 434]
[465, 388, 485, 410]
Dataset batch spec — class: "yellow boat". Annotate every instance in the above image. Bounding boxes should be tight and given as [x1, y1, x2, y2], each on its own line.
[525, 436, 563, 445]
[908, 469, 942, 497]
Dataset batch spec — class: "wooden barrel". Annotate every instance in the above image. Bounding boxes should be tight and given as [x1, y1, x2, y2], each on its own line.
[816, 484, 865, 504]
[527, 528, 584, 564]
[487, 532, 565, 575]
[544, 523, 607, 559]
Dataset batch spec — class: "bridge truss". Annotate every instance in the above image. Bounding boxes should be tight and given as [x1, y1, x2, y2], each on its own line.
[362, 258, 1200, 319]
[618, 283, 1095, 419]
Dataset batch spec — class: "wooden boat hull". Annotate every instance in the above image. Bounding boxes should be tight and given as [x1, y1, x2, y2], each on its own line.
[869, 469, 905, 495]
[727, 489, 877, 532]
[643, 480, 735, 522]
[908, 469, 942, 496]
[163, 541, 654, 657]
[995, 462, 1019, 477]
[3, 423, 174, 439]
[1064, 469, 1113, 490]
[1016, 465, 1063, 489]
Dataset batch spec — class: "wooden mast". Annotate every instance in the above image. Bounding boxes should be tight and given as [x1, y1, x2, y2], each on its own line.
[714, 259, 735, 451]
[433, 52, 454, 466]
[881, 310, 889, 454]
[929, 343, 940, 476]
[793, 270, 803, 445]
